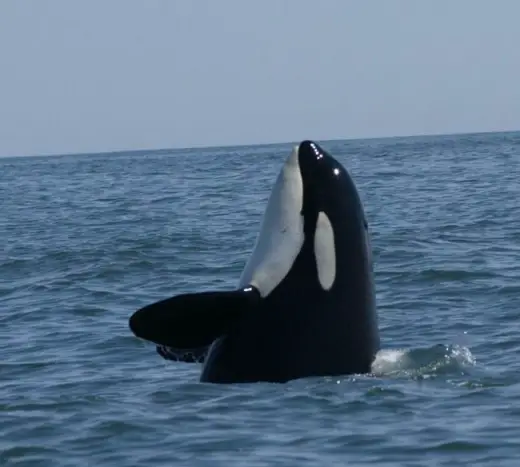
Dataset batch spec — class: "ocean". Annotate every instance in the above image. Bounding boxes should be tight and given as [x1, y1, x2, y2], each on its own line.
[1, 131, 519, 466]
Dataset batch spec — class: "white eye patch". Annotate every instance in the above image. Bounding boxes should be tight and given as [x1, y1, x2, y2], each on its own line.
[314, 211, 336, 290]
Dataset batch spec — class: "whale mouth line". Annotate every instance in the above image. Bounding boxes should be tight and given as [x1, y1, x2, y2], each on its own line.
[156, 345, 208, 363]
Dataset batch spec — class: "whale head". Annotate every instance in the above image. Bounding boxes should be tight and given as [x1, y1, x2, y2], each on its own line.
[239, 140, 370, 297]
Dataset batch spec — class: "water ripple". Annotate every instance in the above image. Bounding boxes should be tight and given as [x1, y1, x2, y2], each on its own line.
[1, 132, 520, 466]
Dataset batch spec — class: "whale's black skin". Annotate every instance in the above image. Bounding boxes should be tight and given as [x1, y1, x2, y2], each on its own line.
[129, 140, 379, 384]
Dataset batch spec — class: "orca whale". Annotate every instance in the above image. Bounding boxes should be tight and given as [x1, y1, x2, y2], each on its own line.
[129, 140, 379, 384]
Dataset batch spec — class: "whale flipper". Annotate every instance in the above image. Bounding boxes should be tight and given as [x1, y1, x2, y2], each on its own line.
[129, 287, 260, 351]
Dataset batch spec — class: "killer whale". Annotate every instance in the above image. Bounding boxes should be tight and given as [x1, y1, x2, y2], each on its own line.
[129, 140, 379, 384]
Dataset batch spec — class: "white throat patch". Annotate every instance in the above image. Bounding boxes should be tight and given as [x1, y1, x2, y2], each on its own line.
[314, 211, 336, 290]
[238, 146, 304, 297]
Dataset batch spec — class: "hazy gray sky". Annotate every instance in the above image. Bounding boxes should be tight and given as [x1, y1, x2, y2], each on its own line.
[1, 1, 519, 157]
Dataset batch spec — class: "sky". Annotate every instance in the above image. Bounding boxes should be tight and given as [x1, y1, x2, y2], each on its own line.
[1, 1, 520, 157]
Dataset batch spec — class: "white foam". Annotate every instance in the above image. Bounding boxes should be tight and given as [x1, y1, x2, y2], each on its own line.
[371, 349, 410, 374]
[370, 345, 476, 376]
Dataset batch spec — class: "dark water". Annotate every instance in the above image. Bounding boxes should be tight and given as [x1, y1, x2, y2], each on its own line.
[1, 132, 520, 466]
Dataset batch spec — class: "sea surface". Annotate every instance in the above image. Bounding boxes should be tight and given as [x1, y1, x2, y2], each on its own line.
[1, 131, 520, 466]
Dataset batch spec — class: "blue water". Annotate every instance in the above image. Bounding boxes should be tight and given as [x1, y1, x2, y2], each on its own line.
[1, 131, 520, 466]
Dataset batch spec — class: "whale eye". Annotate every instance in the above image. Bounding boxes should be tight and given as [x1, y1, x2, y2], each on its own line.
[314, 211, 336, 290]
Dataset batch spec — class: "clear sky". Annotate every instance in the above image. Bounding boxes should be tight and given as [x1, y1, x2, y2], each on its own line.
[1, 1, 519, 157]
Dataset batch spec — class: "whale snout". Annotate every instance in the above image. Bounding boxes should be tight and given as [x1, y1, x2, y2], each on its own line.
[298, 140, 323, 161]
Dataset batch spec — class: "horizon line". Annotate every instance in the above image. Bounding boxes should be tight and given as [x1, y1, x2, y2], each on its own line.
[2, 128, 519, 160]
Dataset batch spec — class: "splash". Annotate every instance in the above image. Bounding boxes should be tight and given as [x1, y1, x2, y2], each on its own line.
[371, 344, 476, 378]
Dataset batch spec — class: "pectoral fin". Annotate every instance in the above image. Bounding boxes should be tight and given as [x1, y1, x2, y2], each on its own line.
[129, 287, 260, 350]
